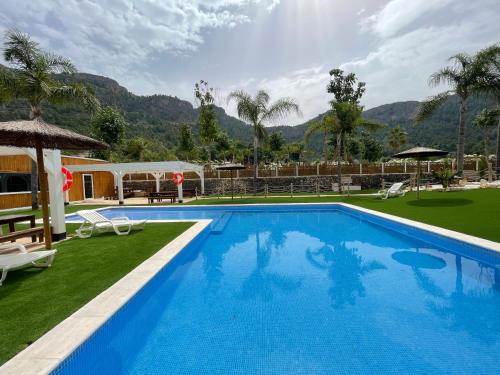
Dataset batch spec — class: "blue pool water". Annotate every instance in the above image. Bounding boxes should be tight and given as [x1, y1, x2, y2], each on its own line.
[56, 205, 500, 374]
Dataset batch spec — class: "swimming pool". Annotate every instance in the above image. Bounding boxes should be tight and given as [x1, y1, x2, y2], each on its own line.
[56, 204, 499, 374]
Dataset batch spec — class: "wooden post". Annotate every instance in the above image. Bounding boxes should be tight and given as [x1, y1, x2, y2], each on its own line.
[295, 165, 298, 177]
[359, 163, 362, 175]
[316, 164, 320, 176]
[381, 162, 385, 174]
[36, 143, 52, 250]
[290, 183, 293, 197]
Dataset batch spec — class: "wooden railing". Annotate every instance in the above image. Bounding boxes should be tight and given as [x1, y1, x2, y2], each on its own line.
[124, 160, 485, 181]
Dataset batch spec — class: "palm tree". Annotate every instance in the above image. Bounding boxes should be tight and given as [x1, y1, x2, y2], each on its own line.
[387, 125, 408, 154]
[227, 90, 300, 183]
[474, 109, 499, 156]
[474, 44, 500, 175]
[0, 30, 100, 208]
[305, 113, 336, 164]
[416, 51, 493, 174]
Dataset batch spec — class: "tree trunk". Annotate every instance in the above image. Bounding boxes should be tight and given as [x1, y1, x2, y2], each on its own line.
[337, 133, 342, 194]
[456, 97, 467, 174]
[496, 119, 500, 176]
[484, 129, 488, 157]
[206, 145, 211, 165]
[253, 133, 258, 193]
[323, 130, 328, 164]
[31, 160, 39, 210]
[30, 107, 41, 209]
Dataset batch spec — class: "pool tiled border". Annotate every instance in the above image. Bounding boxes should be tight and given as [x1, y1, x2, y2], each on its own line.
[3, 202, 499, 374]
[0, 220, 211, 375]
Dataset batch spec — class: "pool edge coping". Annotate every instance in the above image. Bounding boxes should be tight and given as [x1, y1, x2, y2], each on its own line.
[0, 220, 212, 375]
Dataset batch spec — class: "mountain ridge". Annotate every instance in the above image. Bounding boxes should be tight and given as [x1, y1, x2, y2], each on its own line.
[0, 70, 496, 156]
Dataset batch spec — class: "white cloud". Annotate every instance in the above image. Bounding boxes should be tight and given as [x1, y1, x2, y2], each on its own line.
[360, 0, 452, 38]
[267, 0, 281, 12]
[0, 0, 272, 79]
[344, 3, 500, 109]
[223, 66, 331, 125]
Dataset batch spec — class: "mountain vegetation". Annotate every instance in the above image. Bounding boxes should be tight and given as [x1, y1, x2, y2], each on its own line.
[0, 69, 497, 161]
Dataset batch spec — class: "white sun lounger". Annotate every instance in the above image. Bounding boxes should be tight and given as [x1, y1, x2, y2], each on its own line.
[0, 244, 57, 286]
[377, 182, 406, 200]
[75, 210, 147, 238]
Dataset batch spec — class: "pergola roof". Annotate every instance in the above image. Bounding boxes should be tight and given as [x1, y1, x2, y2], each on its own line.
[65, 160, 204, 174]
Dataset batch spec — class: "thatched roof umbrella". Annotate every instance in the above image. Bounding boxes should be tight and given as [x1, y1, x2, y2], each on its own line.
[393, 146, 448, 199]
[216, 163, 246, 199]
[0, 119, 108, 249]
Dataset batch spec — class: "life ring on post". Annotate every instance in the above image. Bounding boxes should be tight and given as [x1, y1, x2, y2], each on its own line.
[61, 166, 73, 192]
[172, 172, 184, 186]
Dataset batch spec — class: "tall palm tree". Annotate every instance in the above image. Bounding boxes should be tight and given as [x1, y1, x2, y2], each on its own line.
[0, 30, 100, 208]
[474, 44, 500, 175]
[474, 108, 499, 156]
[416, 51, 493, 174]
[305, 113, 336, 164]
[227, 90, 300, 183]
[387, 125, 408, 154]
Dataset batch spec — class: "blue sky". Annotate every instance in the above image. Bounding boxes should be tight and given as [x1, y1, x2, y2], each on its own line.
[1, 0, 499, 124]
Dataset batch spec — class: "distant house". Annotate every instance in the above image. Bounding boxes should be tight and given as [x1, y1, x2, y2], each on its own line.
[0, 148, 114, 209]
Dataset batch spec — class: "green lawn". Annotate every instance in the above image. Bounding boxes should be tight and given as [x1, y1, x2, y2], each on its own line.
[191, 189, 500, 242]
[0, 222, 193, 365]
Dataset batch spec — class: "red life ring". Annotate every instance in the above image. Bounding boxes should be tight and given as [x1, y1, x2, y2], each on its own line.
[62, 166, 73, 192]
[172, 172, 184, 186]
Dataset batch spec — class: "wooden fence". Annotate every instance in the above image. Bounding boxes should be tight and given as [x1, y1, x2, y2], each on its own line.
[125, 160, 482, 181]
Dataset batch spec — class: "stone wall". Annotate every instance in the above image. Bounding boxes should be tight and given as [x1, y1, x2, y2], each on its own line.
[123, 173, 422, 193]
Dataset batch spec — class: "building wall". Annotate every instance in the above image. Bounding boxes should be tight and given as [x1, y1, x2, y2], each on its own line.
[61, 157, 114, 201]
[0, 154, 114, 209]
[0, 155, 33, 172]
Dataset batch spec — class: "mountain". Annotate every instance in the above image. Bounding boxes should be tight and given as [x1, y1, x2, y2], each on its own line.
[0, 71, 255, 147]
[0, 70, 496, 156]
[290, 97, 497, 156]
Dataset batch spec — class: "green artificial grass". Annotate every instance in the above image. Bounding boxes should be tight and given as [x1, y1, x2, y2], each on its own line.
[190, 189, 500, 242]
[0, 222, 193, 365]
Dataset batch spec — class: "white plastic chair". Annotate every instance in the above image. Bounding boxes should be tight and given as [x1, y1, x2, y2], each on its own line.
[378, 182, 406, 200]
[75, 210, 146, 238]
[0, 243, 57, 285]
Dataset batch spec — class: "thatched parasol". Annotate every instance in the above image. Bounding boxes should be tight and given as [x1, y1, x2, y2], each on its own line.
[216, 163, 246, 199]
[393, 146, 448, 199]
[0, 119, 108, 249]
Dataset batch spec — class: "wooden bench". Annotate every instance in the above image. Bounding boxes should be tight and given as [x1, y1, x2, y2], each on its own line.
[0, 227, 45, 244]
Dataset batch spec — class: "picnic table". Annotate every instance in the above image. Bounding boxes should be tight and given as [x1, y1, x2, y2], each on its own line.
[0, 214, 38, 242]
[146, 192, 177, 204]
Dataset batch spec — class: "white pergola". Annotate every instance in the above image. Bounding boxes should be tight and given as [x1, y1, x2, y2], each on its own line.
[66, 161, 205, 204]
